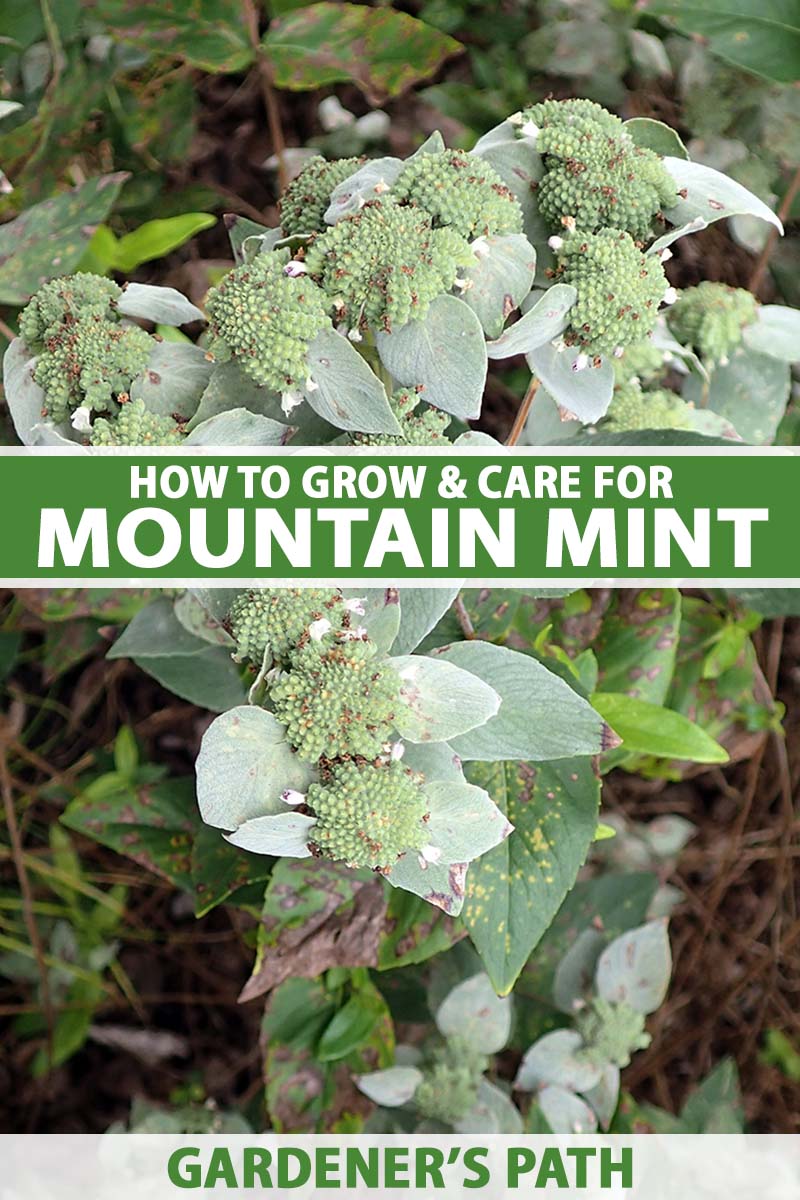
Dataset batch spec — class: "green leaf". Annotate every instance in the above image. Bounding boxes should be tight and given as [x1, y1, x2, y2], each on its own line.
[538, 1084, 598, 1134]
[97, 0, 253, 72]
[190, 824, 272, 917]
[263, 2, 462, 102]
[130, 342, 213, 421]
[624, 117, 689, 160]
[432, 640, 606, 761]
[391, 587, 461, 656]
[2, 338, 46, 446]
[527, 341, 615, 424]
[591, 693, 729, 763]
[462, 758, 600, 994]
[318, 984, 389, 1062]
[118, 283, 205, 326]
[473, 123, 547, 248]
[486, 284, 576, 359]
[356, 1066, 423, 1107]
[376, 295, 488, 420]
[377, 888, 462, 970]
[516, 1029, 602, 1092]
[0, 172, 128, 304]
[461, 234, 537, 339]
[184, 409, 291, 446]
[642, 0, 800, 83]
[62, 775, 198, 890]
[594, 590, 682, 706]
[112, 214, 216, 273]
[304, 328, 402, 435]
[196, 706, 316, 831]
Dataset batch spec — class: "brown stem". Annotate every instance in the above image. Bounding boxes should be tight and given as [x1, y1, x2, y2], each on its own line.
[242, 0, 288, 194]
[505, 375, 540, 446]
[748, 164, 800, 296]
[453, 594, 476, 639]
[0, 742, 54, 1071]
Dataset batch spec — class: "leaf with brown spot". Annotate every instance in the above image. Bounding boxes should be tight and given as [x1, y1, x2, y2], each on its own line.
[240, 860, 387, 1002]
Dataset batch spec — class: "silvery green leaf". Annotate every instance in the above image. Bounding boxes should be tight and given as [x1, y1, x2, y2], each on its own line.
[173, 590, 235, 648]
[431, 641, 605, 761]
[651, 319, 707, 380]
[553, 928, 607, 1014]
[386, 854, 469, 916]
[436, 972, 511, 1052]
[663, 157, 783, 234]
[473, 124, 547, 247]
[527, 341, 614, 423]
[196, 706, 316, 830]
[453, 431, 503, 446]
[376, 295, 487, 419]
[0, 100, 22, 120]
[624, 116, 686, 159]
[682, 347, 790, 444]
[538, 1085, 598, 1134]
[519, 387, 582, 446]
[515, 1030, 602, 1093]
[324, 156, 404, 223]
[224, 213, 282, 263]
[345, 587, 401, 652]
[391, 586, 461, 655]
[461, 234, 536, 338]
[184, 408, 291, 445]
[582, 1063, 620, 1131]
[189, 361, 281, 429]
[595, 919, 671, 1015]
[627, 32, 673, 80]
[31, 421, 84, 447]
[454, 1079, 523, 1135]
[130, 341, 213, 420]
[304, 327, 402, 435]
[423, 779, 513, 865]
[390, 654, 501, 743]
[742, 305, 800, 362]
[3, 338, 46, 445]
[356, 1067, 423, 1107]
[187, 588, 240, 624]
[401, 740, 464, 783]
[226, 811, 316, 857]
[410, 131, 445, 157]
[108, 597, 207, 660]
[486, 284, 576, 359]
[118, 283, 205, 325]
[650, 217, 709, 255]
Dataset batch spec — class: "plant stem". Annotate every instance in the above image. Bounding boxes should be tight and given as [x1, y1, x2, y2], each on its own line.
[506, 376, 540, 446]
[242, 0, 288, 194]
[453, 594, 476, 639]
[748, 164, 800, 296]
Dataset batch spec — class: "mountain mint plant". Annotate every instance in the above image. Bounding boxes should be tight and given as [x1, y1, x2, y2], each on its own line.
[4, 97, 794, 447]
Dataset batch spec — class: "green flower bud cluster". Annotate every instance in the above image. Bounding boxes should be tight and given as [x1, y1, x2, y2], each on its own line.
[612, 337, 667, 386]
[89, 398, 184, 446]
[306, 759, 429, 871]
[666, 282, 758, 365]
[603, 380, 694, 433]
[518, 98, 677, 240]
[271, 635, 402, 763]
[279, 155, 365, 236]
[304, 199, 474, 333]
[393, 150, 523, 240]
[352, 388, 451, 447]
[575, 998, 651, 1069]
[19, 273, 153, 424]
[415, 1037, 489, 1126]
[555, 230, 668, 357]
[206, 249, 330, 391]
[227, 587, 346, 665]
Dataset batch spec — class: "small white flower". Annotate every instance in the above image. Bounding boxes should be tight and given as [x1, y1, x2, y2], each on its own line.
[613, 345, 625, 359]
[390, 741, 405, 761]
[308, 618, 332, 641]
[281, 389, 304, 416]
[281, 789, 306, 806]
[344, 597, 366, 615]
[347, 327, 363, 343]
[454, 276, 469, 291]
[509, 111, 524, 126]
[418, 844, 443, 869]
[562, 215, 577, 232]
[720, 355, 730, 366]
[548, 235, 564, 251]
[472, 236, 490, 259]
[663, 286, 678, 305]
[305, 376, 319, 393]
[572, 353, 589, 373]
[342, 624, 368, 640]
[659, 247, 673, 262]
[71, 406, 92, 434]
[553, 336, 568, 354]
[283, 261, 307, 277]
[521, 120, 540, 141]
